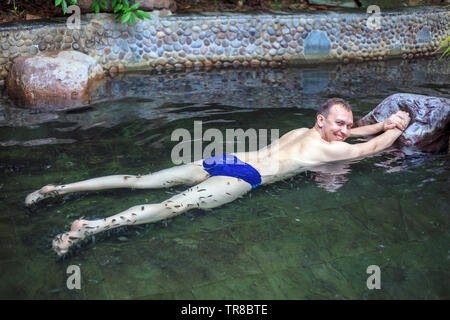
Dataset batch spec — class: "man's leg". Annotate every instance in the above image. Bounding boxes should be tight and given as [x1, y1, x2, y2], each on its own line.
[52, 176, 252, 256]
[25, 161, 208, 206]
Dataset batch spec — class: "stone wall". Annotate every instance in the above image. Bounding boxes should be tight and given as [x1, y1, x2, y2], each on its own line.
[0, 6, 449, 80]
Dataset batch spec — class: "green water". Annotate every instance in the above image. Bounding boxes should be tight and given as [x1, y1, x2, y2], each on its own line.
[0, 58, 449, 299]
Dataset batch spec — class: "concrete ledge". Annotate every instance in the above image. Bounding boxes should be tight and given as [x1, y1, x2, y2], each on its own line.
[0, 5, 449, 79]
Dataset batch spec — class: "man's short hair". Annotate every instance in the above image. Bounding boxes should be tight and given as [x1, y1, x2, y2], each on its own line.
[316, 98, 352, 118]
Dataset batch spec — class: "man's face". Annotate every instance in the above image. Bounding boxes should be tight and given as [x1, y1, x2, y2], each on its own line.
[317, 104, 353, 142]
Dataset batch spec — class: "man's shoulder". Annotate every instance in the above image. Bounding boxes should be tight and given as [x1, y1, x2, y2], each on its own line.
[285, 128, 309, 137]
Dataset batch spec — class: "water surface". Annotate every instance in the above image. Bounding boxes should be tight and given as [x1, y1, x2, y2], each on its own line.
[0, 57, 448, 299]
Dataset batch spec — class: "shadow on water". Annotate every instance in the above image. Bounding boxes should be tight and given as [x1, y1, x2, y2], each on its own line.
[0, 57, 448, 299]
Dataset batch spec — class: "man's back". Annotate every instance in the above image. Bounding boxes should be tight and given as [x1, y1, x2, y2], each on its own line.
[233, 128, 319, 184]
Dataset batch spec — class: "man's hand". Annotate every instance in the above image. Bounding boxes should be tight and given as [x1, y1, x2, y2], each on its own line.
[383, 111, 411, 131]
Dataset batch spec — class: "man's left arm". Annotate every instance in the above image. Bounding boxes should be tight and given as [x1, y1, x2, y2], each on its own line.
[350, 110, 410, 137]
[350, 122, 384, 137]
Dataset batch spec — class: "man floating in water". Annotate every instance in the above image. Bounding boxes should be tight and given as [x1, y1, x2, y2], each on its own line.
[25, 98, 410, 256]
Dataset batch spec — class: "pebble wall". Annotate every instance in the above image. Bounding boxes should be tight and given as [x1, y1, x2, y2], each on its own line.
[0, 6, 449, 80]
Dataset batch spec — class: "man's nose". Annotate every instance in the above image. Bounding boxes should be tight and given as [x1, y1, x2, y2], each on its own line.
[341, 126, 349, 136]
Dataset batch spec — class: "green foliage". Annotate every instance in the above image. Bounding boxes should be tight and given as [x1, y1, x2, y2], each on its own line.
[434, 35, 450, 59]
[9, 0, 23, 15]
[433, 5, 450, 59]
[54, 0, 152, 25]
[270, 0, 282, 9]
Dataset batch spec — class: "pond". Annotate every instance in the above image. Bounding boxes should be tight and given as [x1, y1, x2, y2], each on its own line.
[0, 57, 448, 299]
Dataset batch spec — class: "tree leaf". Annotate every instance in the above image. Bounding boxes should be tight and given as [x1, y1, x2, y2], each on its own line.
[113, 4, 123, 13]
[441, 46, 450, 58]
[433, 35, 449, 54]
[61, 0, 68, 14]
[129, 13, 135, 25]
[130, 3, 141, 11]
[136, 10, 151, 20]
[121, 12, 131, 24]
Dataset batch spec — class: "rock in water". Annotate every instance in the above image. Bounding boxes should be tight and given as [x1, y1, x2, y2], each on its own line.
[356, 93, 450, 153]
[6, 51, 105, 111]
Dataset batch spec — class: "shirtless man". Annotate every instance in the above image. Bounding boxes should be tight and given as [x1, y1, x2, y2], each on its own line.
[25, 98, 411, 256]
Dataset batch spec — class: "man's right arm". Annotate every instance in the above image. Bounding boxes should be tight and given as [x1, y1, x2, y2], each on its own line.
[316, 128, 405, 163]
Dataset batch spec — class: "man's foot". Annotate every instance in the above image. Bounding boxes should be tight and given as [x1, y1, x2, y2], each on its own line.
[52, 230, 83, 256]
[25, 185, 59, 206]
[52, 219, 89, 256]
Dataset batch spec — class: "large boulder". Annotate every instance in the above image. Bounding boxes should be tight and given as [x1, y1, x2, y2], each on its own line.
[77, 0, 176, 13]
[6, 51, 105, 111]
[356, 93, 450, 153]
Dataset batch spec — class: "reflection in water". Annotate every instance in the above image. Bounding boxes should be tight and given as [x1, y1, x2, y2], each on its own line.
[374, 151, 407, 173]
[0, 57, 449, 133]
[0, 137, 77, 147]
[311, 161, 352, 192]
[314, 172, 349, 192]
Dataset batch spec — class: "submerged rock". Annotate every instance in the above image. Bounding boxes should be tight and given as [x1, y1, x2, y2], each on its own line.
[356, 93, 450, 153]
[6, 50, 105, 111]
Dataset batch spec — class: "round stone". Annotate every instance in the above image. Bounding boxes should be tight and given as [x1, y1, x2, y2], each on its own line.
[29, 46, 38, 55]
[304, 30, 331, 59]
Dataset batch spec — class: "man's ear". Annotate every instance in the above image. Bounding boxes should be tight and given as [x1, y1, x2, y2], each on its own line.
[316, 114, 325, 128]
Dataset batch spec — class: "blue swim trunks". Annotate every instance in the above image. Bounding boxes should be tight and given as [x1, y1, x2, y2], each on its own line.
[202, 154, 262, 189]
